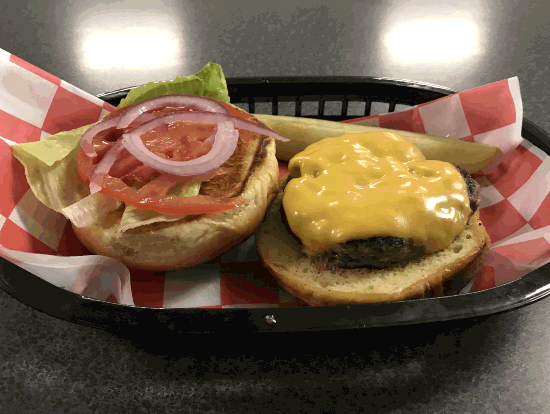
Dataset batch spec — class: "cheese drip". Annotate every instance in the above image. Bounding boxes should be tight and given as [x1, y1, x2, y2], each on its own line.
[282, 132, 472, 255]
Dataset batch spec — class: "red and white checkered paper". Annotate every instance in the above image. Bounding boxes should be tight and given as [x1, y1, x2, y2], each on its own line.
[0, 49, 548, 309]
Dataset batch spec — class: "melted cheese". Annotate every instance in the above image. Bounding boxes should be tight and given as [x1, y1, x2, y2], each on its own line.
[282, 132, 472, 255]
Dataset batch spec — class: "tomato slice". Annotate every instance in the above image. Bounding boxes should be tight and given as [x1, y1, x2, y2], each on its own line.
[100, 175, 245, 215]
[140, 121, 215, 161]
[76, 98, 259, 215]
[120, 164, 159, 184]
[107, 148, 143, 178]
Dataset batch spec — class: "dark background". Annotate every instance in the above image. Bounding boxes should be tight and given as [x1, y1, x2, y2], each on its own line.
[1, 1, 549, 412]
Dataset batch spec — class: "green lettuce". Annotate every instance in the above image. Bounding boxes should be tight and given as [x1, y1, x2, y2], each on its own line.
[11, 124, 94, 212]
[11, 63, 229, 228]
[117, 62, 230, 108]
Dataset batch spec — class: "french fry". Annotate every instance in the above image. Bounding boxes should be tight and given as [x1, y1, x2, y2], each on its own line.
[256, 114, 503, 173]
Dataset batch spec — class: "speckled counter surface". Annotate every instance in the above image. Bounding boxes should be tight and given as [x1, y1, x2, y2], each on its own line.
[1, 0, 550, 413]
[3, 289, 550, 413]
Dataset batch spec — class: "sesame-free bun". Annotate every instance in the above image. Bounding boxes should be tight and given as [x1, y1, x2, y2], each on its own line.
[72, 107, 279, 271]
[256, 188, 491, 306]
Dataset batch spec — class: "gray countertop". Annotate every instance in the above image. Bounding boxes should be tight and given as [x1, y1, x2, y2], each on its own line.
[1, 0, 549, 413]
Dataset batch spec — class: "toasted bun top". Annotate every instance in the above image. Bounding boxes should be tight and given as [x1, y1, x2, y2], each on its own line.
[72, 105, 280, 271]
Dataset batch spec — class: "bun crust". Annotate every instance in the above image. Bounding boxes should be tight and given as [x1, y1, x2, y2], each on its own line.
[72, 106, 279, 271]
[256, 187, 491, 306]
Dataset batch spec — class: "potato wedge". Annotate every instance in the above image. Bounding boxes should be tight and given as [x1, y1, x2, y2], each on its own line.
[256, 114, 502, 173]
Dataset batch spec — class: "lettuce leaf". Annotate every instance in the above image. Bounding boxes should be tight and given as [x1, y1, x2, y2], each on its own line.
[12, 124, 93, 167]
[11, 62, 229, 227]
[117, 62, 230, 108]
[62, 193, 122, 228]
[11, 125, 92, 212]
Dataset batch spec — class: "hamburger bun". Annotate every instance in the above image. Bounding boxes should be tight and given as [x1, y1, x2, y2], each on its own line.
[72, 105, 279, 271]
[255, 176, 491, 306]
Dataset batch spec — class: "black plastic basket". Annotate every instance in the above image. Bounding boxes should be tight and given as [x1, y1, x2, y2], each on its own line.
[1, 76, 549, 335]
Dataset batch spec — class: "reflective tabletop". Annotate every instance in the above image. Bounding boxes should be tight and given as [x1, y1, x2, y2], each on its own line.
[1, 1, 549, 413]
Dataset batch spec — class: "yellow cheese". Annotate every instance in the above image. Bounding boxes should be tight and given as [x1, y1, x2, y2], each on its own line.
[282, 132, 472, 255]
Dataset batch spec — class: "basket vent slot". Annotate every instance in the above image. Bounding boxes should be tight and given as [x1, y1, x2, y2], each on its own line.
[233, 94, 414, 119]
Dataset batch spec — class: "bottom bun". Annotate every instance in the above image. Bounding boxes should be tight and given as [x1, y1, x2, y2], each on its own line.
[73, 133, 279, 271]
[256, 190, 491, 306]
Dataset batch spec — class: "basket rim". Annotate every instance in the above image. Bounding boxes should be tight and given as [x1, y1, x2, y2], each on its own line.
[96, 75, 457, 101]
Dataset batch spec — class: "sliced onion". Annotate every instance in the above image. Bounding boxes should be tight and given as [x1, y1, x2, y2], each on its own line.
[124, 111, 159, 132]
[127, 108, 288, 143]
[122, 112, 239, 177]
[231, 116, 289, 142]
[80, 115, 121, 158]
[117, 95, 229, 130]
[89, 140, 126, 194]
[83, 95, 289, 193]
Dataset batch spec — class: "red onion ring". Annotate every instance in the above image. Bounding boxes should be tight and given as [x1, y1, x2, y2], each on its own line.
[80, 115, 121, 158]
[82, 95, 287, 160]
[124, 111, 159, 132]
[89, 140, 126, 194]
[83, 94, 289, 193]
[230, 116, 288, 142]
[121, 110, 288, 178]
[126, 109, 287, 143]
[122, 112, 239, 177]
[117, 95, 229, 130]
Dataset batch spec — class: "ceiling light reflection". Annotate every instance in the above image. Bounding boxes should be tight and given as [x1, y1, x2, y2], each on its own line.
[83, 27, 179, 69]
[385, 19, 479, 63]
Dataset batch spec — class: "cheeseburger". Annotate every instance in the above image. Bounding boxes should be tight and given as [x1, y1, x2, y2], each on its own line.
[256, 131, 491, 306]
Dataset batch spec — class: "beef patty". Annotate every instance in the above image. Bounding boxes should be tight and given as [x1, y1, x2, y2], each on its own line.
[313, 166, 481, 269]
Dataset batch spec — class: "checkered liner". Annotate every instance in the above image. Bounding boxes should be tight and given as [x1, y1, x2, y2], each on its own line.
[0, 48, 548, 309]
